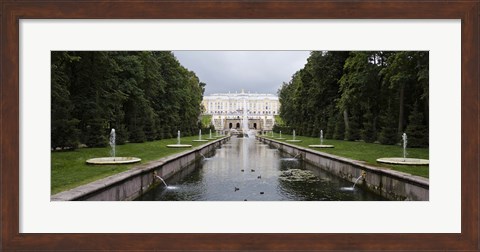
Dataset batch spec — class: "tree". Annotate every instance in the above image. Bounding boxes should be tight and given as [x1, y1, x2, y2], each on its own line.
[277, 51, 348, 136]
[361, 110, 376, 143]
[338, 52, 383, 142]
[277, 50, 428, 148]
[405, 102, 428, 147]
[51, 52, 80, 150]
[345, 115, 360, 141]
[381, 52, 418, 134]
[51, 51, 206, 149]
[378, 102, 398, 145]
[325, 108, 337, 139]
[333, 112, 345, 140]
[67, 51, 124, 147]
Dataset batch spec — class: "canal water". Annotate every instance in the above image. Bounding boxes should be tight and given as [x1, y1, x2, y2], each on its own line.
[136, 137, 387, 201]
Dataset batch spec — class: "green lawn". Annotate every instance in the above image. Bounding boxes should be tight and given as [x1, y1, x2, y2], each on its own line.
[51, 134, 217, 194]
[263, 134, 429, 178]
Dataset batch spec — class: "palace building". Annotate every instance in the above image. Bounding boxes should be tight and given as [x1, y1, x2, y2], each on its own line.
[202, 89, 280, 132]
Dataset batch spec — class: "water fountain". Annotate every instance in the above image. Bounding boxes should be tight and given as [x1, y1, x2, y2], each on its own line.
[155, 174, 168, 187]
[166, 130, 192, 148]
[207, 129, 216, 140]
[308, 129, 334, 148]
[86, 128, 141, 164]
[280, 152, 302, 162]
[340, 174, 364, 191]
[193, 129, 209, 142]
[199, 152, 213, 161]
[276, 130, 286, 140]
[242, 98, 250, 138]
[153, 171, 178, 190]
[286, 129, 302, 142]
[376, 132, 429, 165]
[110, 128, 116, 159]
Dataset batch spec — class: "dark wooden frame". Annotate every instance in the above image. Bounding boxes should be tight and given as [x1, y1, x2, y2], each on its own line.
[1, 0, 478, 251]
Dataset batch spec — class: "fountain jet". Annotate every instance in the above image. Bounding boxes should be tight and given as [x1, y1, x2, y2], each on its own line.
[166, 130, 192, 148]
[376, 132, 428, 165]
[109, 128, 116, 161]
[286, 129, 302, 142]
[320, 130, 323, 145]
[308, 129, 334, 148]
[153, 172, 168, 187]
[193, 129, 208, 142]
[340, 173, 364, 191]
[86, 128, 141, 164]
[242, 97, 249, 138]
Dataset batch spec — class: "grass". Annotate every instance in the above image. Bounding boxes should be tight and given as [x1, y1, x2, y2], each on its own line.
[51, 134, 218, 194]
[263, 133, 429, 178]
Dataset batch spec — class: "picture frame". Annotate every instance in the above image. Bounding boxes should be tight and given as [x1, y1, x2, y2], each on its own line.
[1, 0, 478, 251]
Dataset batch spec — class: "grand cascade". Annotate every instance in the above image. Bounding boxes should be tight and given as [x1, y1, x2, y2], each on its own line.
[202, 89, 280, 134]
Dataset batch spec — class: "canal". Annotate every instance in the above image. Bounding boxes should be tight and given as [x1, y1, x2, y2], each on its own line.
[136, 137, 387, 201]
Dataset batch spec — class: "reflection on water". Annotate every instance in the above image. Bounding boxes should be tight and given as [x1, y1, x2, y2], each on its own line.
[136, 137, 387, 201]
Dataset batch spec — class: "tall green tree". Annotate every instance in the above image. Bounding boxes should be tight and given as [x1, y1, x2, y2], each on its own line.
[277, 51, 428, 147]
[68, 51, 121, 147]
[278, 51, 348, 139]
[338, 52, 383, 141]
[361, 110, 376, 143]
[51, 52, 80, 150]
[378, 101, 398, 145]
[405, 102, 428, 147]
[380, 52, 422, 135]
[51, 51, 205, 149]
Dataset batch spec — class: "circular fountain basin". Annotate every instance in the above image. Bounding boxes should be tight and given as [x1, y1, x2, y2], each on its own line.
[86, 157, 141, 165]
[166, 144, 192, 148]
[192, 139, 209, 142]
[308, 145, 334, 148]
[276, 138, 286, 140]
[286, 140, 302, 142]
[206, 138, 216, 140]
[376, 157, 429, 166]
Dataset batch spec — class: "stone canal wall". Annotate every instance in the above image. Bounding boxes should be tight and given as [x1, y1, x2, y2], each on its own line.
[51, 137, 230, 201]
[258, 136, 429, 201]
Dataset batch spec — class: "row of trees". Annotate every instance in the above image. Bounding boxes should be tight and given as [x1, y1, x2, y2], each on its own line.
[52, 51, 206, 150]
[276, 51, 428, 147]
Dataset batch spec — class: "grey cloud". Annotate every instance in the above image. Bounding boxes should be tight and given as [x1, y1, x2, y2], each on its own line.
[173, 51, 310, 95]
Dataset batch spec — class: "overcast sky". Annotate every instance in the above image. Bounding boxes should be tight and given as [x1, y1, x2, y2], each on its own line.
[173, 51, 310, 95]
